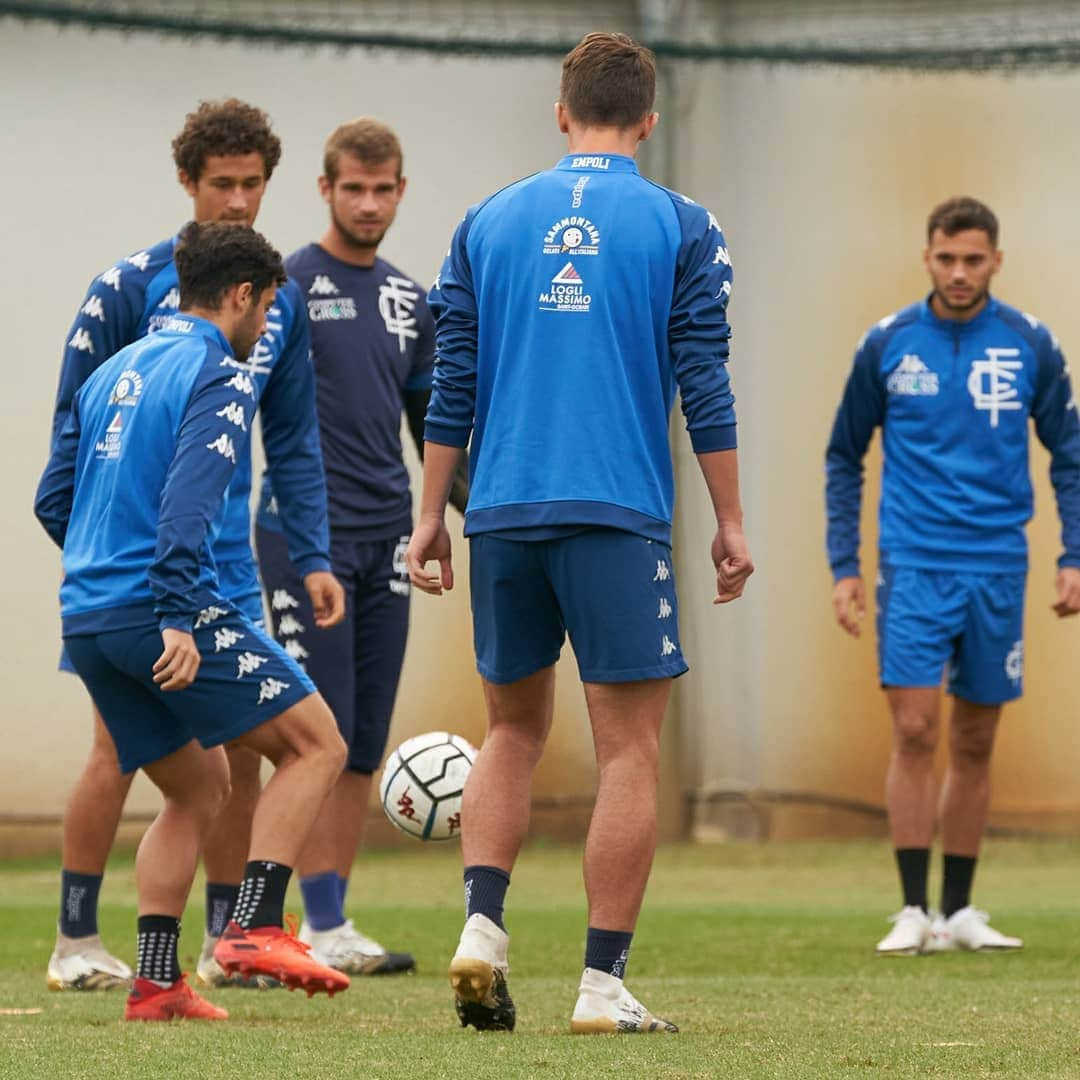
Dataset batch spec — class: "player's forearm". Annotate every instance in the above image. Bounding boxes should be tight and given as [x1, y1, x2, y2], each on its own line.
[696, 448, 743, 527]
[419, 441, 465, 521]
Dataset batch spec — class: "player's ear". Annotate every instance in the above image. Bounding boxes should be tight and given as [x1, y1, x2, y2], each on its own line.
[234, 281, 254, 310]
[178, 169, 197, 198]
[992, 248, 1003, 274]
[397, 175, 408, 199]
[639, 112, 659, 143]
[555, 101, 570, 135]
[317, 175, 332, 202]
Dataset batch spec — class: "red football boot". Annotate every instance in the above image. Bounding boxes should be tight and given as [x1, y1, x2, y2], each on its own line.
[213, 915, 350, 997]
[125, 975, 228, 1021]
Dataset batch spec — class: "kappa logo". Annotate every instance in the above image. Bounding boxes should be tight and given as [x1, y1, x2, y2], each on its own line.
[161, 287, 180, 309]
[69, 328, 95, 355]
[658, 597, 673, 619]
[308, 274, 340, 296]
[110, 369, 143, 406]
[571, 175, 590, 209]
[194, 605, 229, 629]
[1005, 639, 1024, 683]
[968, 348, 1023, 427]
[707, 211, 721, 232]
[216, 401, 247, 431]
[126, 251, 150, 272]
[543, 216, 600, 256]
[236, 651, 268, 679]
[271, 590, 299, 611]
[712, 244, 731, 266]
[539, 262, 591, 313]
[887, 354, 939, 397]
[81, 296, 106, 322]
[214, 627, 244, 652]
[653, 560, 670, 583]
[660, 635, 678, 657]
[206, 433, 236, 464]
[378, 276, 420, 353]
[277, 613, 305, 637]
[99, 267, 122, 291]
[257, 677, 291, 704]
[225, 372, 256, 398]
[283, 639, 310, 661]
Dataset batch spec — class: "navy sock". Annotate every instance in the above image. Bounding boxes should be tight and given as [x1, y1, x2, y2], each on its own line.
[233, 860, 293, 930]
[300, 871, 345, 931]
[59, 870, 102, 938]
[463, 865, 510, 931]
[136, 915, 181, 986]
[941, 854, 977, 918]
[585, 927, 634, 980]
[338, 875, 349, 912]
[894, 847, 930, 912]
[205, 882, 240, 938]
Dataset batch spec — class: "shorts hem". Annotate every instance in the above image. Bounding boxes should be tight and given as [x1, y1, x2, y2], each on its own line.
[116, 732, 193, 776]
[196, 687, 316, 750]
[579, 660, 689, 683]
[477, 651, 563, 685]
[947, 684, 1021, 706]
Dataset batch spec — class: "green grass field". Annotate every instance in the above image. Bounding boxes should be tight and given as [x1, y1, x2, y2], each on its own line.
[1, 839, 1079, 1078]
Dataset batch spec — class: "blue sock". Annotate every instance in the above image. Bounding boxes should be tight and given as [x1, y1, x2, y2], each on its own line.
[463, 865, 510, 931]
[338, 875, 349, 912]
[59, 870, 102, 938]
[585, 928, 634, 980]
[205, 882, 240, 937]
[300, 871, 345, 931]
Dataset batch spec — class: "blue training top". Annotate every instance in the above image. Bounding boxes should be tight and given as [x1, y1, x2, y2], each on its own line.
[52, 234, 331, 585]
[825, 295, 1080, 580]
[257, 244, 435, 540]
[424, 153, 737, 545]
[36, 316, 257, 635]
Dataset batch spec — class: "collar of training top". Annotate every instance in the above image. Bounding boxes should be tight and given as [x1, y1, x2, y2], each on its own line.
[556, 153, 639, 173]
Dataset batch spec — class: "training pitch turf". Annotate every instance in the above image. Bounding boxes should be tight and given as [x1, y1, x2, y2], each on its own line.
[0, 839, 1078, 1078]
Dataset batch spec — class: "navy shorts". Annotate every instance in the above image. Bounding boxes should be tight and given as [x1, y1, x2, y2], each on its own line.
[877, 565, 1026, 705]
[470, 528, 688, 685]
[64, 605, 316, 774]
[58, 558, 264, 674]
[255, 525, 410, 774]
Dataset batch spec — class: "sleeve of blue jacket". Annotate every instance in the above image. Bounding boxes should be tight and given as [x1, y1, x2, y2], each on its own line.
[34, 397, 83, 548]
[151, 353, 256, 632]
[1031, 333, 1080, 567]
[669, 202, 737, 452]
[825, 335, 886, 580]
[425, 210, 480, 448]
[257, 287, 332, 577]
[51, 266, 144, 449]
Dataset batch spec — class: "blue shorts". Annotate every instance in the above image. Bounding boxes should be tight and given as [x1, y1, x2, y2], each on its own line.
[63, 606, 316, 774]
[58, 558, 264, 674]
[255, 525, 410, 774]
[876, 565, 1026, 705]
[470, 528, 688, 685]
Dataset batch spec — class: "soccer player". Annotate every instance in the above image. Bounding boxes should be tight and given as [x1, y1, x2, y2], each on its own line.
[825, 197, 1080, 955]
[406, 32, 753, 1033]
[45, 99, 342, 991]
[35, 222, 350, 1020]
[254, 117, 466, 975]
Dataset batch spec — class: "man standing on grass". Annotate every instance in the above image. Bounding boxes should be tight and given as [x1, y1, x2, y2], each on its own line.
[46, 98, 342, 992]
[36, 223, 349, 1021]
[407, 31, 752, 1033]
[255, 117, 466, 975]
[826, 197, 1080, 955]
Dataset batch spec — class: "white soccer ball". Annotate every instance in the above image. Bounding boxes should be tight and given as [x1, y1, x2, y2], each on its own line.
[379, 731, 477, 841]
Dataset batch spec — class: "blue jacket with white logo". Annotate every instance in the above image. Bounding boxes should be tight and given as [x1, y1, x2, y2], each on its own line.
[425, 153, 736, 544]
[36, 316, 255, 634]
[52, 235, 331, 587]
[825, 296, 1080, 579]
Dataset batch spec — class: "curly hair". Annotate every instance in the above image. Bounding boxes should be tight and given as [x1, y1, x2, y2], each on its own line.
[175, 222, 286, 311]
[172, 99, 282, 182]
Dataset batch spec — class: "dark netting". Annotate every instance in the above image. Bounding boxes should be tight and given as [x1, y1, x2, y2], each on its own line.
[7, 0, 1080, 71]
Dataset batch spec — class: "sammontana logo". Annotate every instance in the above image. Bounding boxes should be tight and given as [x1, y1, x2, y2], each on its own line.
[543, 217, 600, 256]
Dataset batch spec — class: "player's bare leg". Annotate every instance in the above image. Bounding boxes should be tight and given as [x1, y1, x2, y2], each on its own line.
[451, 666, 556, 1032]
[876, 687, 941, 955]
[932, 698, 1018, 950]
[212, 693, 352, 995]
[48, 709, 135, 991]
[297, 770, 371, 881]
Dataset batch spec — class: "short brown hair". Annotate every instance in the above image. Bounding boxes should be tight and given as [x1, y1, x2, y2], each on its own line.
[560, 32, 656, 129]
[175, 222, 286, 311]
[927, 197, 999, 247]
[323, 118, 403, 184]
[172, 99, 282, 182]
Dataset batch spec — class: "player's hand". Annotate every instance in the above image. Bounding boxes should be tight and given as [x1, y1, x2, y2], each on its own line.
[833, 576, 866, 637]
[406, 515, 453, 595]
[711, 522, 754, 603]
[1052, 566, 1080, 618]
[153, 628, 200, 691]
[304, 570, 346, 628]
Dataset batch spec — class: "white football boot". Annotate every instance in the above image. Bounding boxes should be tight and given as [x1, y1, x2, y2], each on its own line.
[46, 932, 132, 990]
[299, 919, 415, 974]
[875, 906, 932, 956]
[571, 968, 678, 1034]
[449, 913, 515, 1031]
[196, 932, 279, 989]
[929, 907, 1023, 952]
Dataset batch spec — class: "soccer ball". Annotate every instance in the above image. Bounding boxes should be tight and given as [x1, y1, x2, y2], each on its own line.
[379, 731, 477, 841]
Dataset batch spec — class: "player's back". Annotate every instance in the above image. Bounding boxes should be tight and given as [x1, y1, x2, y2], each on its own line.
[60, 316, 234, 627]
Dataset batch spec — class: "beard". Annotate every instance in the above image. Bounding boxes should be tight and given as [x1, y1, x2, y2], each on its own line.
[935, 285, 988, 314]
[332, 208, 386, 252]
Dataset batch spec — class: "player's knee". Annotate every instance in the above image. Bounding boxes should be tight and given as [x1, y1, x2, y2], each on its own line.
[951, 724, 996, 767]
[892, 711, 938, 755]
